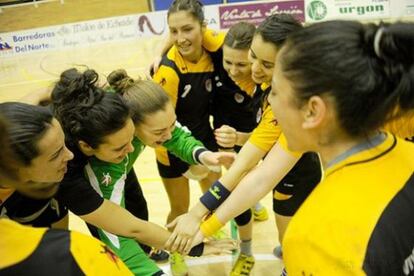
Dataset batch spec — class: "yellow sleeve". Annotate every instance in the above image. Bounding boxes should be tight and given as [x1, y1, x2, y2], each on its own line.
[152, 65, 180, 108]
[202, 28, 225, 52]
[248, 106, 282, 153]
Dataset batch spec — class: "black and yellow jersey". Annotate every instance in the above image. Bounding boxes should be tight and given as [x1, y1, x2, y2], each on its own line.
[211, 49, 259, 133]
[153, 30, 224, 161]
[248, 83, 282, 152]
[283, 133, 414, 275]
[0, 188, 67, 227]
[0, 218, 132, 275]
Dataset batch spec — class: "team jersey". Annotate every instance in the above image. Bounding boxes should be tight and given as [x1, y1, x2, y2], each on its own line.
[152, 29, 224, 160]
[84, 125, 207, 274]
[211, 48, 259, 133]
[0, 188, 67, 227]
[283, 133, 414, 275]
[0, 218, 132, 275]
[248, 83, 283, 152]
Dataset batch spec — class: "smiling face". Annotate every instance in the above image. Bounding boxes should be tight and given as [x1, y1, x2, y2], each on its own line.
[134, 102, 177, 148]
[249, 34, 278, 84]
[16, 119, 74, 198]
[168, 11, 204, 62]
[81, 119, 136, 164]
[222, 45, 252, 82]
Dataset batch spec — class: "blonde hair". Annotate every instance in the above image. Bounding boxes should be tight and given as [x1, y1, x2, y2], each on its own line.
[107, 69, 170, 125]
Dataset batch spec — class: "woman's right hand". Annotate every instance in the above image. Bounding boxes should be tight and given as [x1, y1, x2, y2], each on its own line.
[214, 125, 238, 148]
[165, 212, 203, 253]
[145, 55, 162, 79]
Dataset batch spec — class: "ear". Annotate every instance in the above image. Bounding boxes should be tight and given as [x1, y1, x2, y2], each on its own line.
[78, 140, 95, 156]
[302, 95, 327, 130]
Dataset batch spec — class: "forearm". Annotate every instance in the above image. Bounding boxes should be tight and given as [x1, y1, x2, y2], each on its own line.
[189, 200, 210, 220]
[215, 144, 299, 223]
[80, 199, 170, 249]
[164, 123, 205, 165]
[220, 142, 265, 190]
[235, 131, 251, 146]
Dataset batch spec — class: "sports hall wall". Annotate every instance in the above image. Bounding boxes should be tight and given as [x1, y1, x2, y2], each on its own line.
[0, 0, 413, 57]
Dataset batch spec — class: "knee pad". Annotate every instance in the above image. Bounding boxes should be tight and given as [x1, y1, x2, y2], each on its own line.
[234, 208, 252, 226]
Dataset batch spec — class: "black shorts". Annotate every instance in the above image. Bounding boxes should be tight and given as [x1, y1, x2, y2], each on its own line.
[273, 152, 322, 216]
[156, 135, 218, 179]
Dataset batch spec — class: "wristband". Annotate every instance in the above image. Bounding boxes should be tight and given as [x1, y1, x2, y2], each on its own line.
[200, 213, 224, 237]
[199, 180, 231, 211]
[188, 242, 205, 257]
[193, 147, 208, 164]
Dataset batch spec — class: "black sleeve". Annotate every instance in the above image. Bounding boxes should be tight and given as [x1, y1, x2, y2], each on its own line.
[55, 160, 104, 216]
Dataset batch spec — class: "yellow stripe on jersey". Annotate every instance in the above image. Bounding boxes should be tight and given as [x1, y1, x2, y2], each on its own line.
[235, 76, 256, 98]
[0, 219, 45, 268]
[202, 28, 225, 52]
[248, 105, 282, 152]
[165, 46, 214, 74]
[260, 82, 270, 91]
[283, 134, 414, 275]
[0, 187, 14, 204]
[153, 65, 179, 108]
[0, 219, 132, 275]
[155, 146, 170, 166]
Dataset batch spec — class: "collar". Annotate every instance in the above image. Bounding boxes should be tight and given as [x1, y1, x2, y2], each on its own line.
[326, 132, 396, 177]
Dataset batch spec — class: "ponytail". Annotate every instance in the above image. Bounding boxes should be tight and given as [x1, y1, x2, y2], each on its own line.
[52, 68, 130, 148]
[108, 69, 170, 125]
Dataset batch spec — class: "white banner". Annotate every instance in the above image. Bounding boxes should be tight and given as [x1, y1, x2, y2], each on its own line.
[305, 0, 390, 22]
[390, 0, 414, 17]
[0, 5, 220, 57]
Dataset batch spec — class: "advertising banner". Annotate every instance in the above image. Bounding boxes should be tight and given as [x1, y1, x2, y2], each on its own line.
[219, 0, 305, 29]
[305, 0, 390, 22]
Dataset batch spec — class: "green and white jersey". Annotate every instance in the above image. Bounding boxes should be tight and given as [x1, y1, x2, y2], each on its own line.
[83, 122, 207, 275]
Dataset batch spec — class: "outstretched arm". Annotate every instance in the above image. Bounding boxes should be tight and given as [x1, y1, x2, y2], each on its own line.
[214, 143, 299, 225]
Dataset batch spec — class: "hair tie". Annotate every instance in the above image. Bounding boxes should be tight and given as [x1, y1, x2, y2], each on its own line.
[374, 27, 385, 58]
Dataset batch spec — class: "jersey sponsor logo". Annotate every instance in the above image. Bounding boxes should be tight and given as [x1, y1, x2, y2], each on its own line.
[205, 79, 213, 92]
[102, 172, 112, 186]
[181, 84, 192, 98]
[403, 247, 414, 275]
[234, 93, 245, 103]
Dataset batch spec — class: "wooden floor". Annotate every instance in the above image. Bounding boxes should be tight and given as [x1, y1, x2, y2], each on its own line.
[1, 38, 283, 275]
